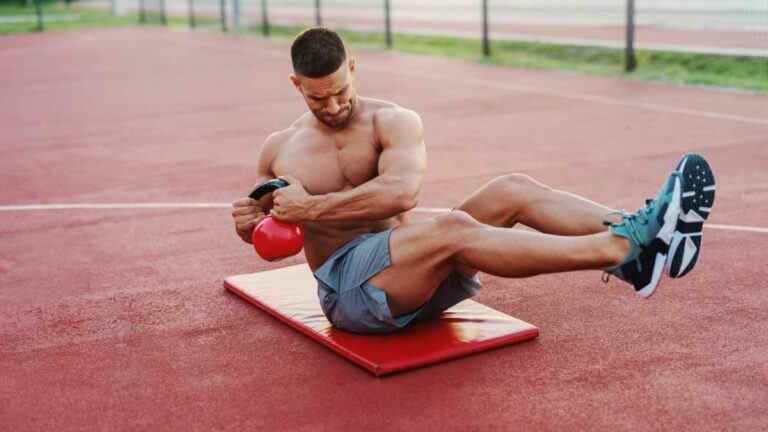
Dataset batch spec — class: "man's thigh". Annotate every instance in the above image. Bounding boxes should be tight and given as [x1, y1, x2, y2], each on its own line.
[366, 213, 470, 316]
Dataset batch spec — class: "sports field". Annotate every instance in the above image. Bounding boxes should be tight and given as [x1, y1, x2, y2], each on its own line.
[1, 28, 767, 430]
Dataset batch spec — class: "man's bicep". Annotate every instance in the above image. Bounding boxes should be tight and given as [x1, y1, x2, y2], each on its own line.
[378, 142, 426, 180]
[377, 109, 427, 195]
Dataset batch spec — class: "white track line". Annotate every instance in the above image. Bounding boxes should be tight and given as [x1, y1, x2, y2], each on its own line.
[705, 223, 768, 234]
[1, 203, 766, 234]
[0, 203, 230, 210]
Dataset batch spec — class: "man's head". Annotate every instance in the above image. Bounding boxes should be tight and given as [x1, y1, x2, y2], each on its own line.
[290, 28, 358, 129]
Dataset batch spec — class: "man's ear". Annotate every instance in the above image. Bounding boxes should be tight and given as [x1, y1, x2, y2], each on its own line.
[289, 74, 301, 91]
[348, 58, 356, 74]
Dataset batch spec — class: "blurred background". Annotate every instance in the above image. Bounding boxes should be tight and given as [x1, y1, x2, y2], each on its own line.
[2, 2, 768, 431]
[2, 0, 767, 91]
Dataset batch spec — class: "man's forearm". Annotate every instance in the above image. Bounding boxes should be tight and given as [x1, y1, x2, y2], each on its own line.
[307, 175, 419, 221]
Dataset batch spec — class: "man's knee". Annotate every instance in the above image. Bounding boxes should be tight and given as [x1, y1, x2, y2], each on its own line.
[435, 211, 483, 250]
[416, 210, 476, 259]
[394, 211, 480, 259]
[484, 174, 552, 208]
[439, 210, 480, 230]
[494, 173, 550, 194]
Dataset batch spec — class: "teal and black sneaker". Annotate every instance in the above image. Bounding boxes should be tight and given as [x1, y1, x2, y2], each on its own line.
[602, 240, 671, 297]
[666, 153, 716, 278]
[603, 171, 682, 297]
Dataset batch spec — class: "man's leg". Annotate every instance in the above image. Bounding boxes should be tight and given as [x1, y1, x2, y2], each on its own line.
[455, 173, 613, 235]
[452, 173, 616, 277]
[368, 211, 630, 316]
[369, 173, 622, 315]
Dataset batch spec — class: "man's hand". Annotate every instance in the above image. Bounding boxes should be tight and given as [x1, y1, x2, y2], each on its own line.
[231, 197, 268, 244]
[270, 175, 314, 223]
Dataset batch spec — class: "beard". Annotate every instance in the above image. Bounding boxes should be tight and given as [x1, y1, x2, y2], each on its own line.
[314, 97, 356, 129]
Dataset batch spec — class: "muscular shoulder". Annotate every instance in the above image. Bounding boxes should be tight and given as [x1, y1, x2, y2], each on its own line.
[260, 128, 291, 159]
[372, 105, 424, 148]
[261, 115, 314, 153]
[257, 124, 302, 173]
[267, 112, 318, 140]
[373, 104, 422, 130]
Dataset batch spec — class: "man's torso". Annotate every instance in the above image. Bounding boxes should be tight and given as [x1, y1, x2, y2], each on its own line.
[269, 97, 410, 270]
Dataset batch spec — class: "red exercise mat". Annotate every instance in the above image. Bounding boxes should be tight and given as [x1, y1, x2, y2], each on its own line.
[224, 265, 539, 376]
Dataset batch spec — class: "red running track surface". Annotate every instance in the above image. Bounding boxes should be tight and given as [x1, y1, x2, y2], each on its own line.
[1, 28, 768, 431]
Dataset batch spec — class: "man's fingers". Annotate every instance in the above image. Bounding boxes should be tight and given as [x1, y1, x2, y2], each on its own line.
[235, 213, 267, 230]
[234, 212, 263, 226]
[232, 195, 269, 245]
[235, 220, 256, 238]
[238, 231, 253, 244]
[231, 205, 263, 217]
[233, 217, 253, 228]
[232, 197, 258, 208]
[269, 208, 294, 223]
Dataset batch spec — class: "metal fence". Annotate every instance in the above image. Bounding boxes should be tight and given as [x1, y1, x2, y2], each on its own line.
[4, 0, 766, 70]
[253, 1, 766, 58]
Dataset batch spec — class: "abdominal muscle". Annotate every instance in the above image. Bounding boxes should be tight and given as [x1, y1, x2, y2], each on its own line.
[301, 214, 407, 271]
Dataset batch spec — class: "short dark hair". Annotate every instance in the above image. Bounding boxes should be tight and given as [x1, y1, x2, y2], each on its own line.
[291, 27, 347, 78]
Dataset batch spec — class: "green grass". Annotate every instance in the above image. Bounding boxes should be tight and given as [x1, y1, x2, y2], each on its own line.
[246, 24, 768, 94]
[0, 2, 145, 33]
[0, 2, 220, 33]
[0, 2, 134, 33]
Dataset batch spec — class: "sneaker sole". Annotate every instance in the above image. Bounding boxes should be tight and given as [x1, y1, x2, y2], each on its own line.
[667, 154, 715, 278]
[636, 173, 682, 298]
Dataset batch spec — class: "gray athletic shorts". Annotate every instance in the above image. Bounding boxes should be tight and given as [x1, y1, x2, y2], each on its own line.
[313, 228, 482, 334]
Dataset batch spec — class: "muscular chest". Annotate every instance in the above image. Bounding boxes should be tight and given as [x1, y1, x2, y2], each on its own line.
[272, 128, 380, 195]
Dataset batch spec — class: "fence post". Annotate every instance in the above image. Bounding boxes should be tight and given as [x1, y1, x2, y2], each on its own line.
[261, 0, 270, 36]
[110, 0, 117, 15]
[33, 0, 43, 31]
[315, 0, 322, 26]
[384, 0, 392, 48]
[188, 0, 196, 28]
[482, 0, 490, 57]
[625, 0, 637, 72]
[139, 0, 146, 23]
[220, 0, 228, 32]
[160, 0, 167, 25]
[233, 0, 241, 32]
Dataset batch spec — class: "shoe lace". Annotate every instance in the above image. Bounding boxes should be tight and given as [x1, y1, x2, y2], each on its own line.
[602, 199, 655, 247]
[600, 199, 655, 285]
[634, 199, 655, 225]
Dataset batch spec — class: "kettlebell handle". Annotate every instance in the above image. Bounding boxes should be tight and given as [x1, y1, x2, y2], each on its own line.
[248, 178, 289, 200]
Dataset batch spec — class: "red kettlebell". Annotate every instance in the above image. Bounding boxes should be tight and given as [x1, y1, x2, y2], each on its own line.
[252, 217, 304, 261]
[247, 178, 305, 261]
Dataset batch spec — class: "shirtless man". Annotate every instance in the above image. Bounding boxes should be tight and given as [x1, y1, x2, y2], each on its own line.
[231, 28, 716, 334]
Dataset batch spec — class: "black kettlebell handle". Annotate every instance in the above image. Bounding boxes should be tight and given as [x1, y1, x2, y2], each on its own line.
[248, 178, 290, 200]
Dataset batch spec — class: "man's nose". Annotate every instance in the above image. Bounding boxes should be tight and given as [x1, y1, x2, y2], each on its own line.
[326, 98, 341, 115]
